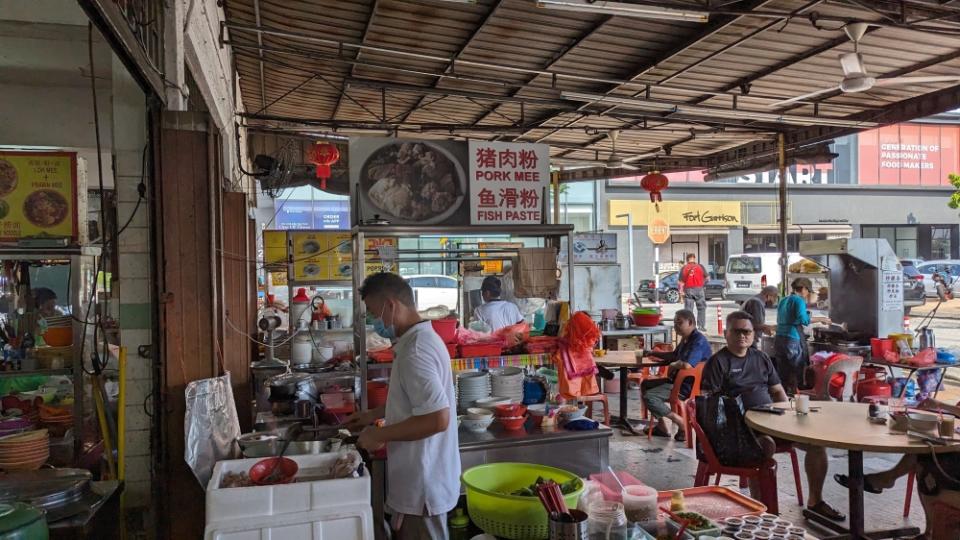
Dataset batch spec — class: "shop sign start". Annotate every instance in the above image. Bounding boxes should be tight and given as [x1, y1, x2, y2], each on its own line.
[469, 141, 549, 225]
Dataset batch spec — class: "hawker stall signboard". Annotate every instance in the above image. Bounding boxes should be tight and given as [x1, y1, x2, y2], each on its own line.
[468, 141, 549, 225]
[289, 231, 352, 282]
[0, 152, 77, 242]
[349, 138, 470, 226]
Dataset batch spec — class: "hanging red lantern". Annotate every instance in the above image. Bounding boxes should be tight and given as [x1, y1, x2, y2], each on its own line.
[310, 142, 340, 190]
[640, 172, 669, 204]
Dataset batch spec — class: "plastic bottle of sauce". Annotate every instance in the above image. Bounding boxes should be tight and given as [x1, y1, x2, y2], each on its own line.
[670, 491, 685, 512]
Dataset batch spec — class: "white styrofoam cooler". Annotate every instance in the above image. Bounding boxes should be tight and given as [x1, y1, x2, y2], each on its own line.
[205, 453, 373, 540]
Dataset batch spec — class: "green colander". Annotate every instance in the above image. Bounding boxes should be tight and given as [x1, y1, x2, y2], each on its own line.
[461, 462, 584, 540]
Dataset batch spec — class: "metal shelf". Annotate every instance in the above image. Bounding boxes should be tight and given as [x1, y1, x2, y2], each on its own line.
[0, 368, 73, 378]
[351, 224, 573, 237]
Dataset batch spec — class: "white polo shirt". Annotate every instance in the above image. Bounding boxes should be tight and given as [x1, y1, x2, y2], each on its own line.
[384, 320, 461, 516]
[473, 300, 523, 331]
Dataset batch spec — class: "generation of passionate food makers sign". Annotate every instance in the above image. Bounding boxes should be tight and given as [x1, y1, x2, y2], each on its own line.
[349, 138, 549, 226]
[0, 152, 77, 242]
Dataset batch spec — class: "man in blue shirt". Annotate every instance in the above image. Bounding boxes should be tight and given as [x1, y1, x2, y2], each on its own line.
[641, 309, 712, 441]
[774, 278, 830, 394]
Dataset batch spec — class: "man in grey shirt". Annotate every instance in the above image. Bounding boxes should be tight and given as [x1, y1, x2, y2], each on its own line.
[741, 286, 778, 347]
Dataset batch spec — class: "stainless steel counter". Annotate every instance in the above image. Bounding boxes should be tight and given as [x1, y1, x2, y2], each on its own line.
[459, 420, 612, 477]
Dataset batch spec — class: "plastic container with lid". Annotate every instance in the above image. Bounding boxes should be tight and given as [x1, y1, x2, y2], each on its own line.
[587, 500, 627, 540]
[621, 484, 658, 522]
[290, 288, 312, 330]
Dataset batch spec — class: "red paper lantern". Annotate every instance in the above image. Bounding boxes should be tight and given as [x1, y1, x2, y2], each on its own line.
[640, 172, 669, 204]
[310, 142, 340, 190]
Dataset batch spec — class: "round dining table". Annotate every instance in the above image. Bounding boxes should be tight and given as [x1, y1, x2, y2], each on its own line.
[746, 401, 960, 540]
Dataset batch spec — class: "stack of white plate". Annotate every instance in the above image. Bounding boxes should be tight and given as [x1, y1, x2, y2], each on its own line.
[490, 367, 524, 403]
[457, 371, 491, 411]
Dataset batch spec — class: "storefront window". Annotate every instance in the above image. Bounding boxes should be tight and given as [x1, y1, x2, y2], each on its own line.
[932, 226, 953, 259]
[861, 226, 919, 259]
[549, 182, 596, 231]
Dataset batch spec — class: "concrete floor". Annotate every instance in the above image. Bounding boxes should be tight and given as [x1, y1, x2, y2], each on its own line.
[599, 387, 934, 538]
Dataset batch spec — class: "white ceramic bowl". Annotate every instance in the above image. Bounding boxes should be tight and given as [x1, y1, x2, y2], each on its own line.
[559, 405, 587, 421]
[462, 416, 494, 432]
[466, 408, 494, 420]
[908, 412, 939, 432]
[527, 404, 548, 416]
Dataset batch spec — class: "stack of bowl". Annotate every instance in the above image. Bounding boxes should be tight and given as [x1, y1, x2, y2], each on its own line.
[39, 405, 72, 438]
[462, 408, 494, 432]
[0, 429, 49, 470]
[457, 372, 490, 412]
[42, 316, 73, 347]
[494, 404, 527, 431]
[490, 367, 524, 403]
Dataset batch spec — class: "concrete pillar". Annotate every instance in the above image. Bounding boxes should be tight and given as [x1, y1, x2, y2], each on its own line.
[728, 227, 745, 254]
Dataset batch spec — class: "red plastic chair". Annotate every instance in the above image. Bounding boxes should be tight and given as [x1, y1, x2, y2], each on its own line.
[686, 400, 780, 515]
[903, 470, 916, 517]
[581, 393, 611, 426]
[643, 363, 705, 448]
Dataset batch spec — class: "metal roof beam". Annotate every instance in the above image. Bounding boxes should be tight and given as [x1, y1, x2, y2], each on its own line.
[331, 0, 380, 121]
[393, 1, 504, 125]
[557, 81, 960, 181]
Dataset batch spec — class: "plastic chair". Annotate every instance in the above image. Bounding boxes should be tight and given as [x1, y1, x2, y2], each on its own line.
[802, 356, 863, 402]
[581, 393, 610, 426]
[903, 470, 916, 517]
[685, 400, 780, 515]
[644, 363, 705, 448]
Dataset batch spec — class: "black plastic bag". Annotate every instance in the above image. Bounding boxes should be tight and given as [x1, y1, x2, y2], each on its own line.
[695, 394, 764, 468]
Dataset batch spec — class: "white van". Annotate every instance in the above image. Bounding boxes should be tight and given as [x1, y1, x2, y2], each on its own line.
[724, 252, 804, 302]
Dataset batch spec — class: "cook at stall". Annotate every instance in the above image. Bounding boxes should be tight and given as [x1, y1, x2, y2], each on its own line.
[774, 277, 830, 395]
[347, 272, 461, 540]
[473, 276, 523, 331]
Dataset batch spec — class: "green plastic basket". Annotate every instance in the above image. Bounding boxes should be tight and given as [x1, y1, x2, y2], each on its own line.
[461, 462, 584, 540]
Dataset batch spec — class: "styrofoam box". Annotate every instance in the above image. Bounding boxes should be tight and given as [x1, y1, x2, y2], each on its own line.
[205, 507, 374, 540]
[206, 453, 371, 525]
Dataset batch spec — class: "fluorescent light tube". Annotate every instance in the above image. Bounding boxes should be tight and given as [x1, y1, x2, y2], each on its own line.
[537, 0, 709, 22]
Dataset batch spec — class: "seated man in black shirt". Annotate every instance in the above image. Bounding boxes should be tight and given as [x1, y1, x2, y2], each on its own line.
[701, 311, 845, 522]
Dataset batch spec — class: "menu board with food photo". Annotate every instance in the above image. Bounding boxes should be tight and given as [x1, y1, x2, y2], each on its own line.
[289, 231, 352, 282]
[349, 138, 469, 226]
[0, 152, 77, 242]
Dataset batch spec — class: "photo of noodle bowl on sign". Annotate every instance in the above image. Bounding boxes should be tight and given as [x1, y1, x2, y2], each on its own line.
[356, 139, 467, 225]
[0, 152, 77, 242]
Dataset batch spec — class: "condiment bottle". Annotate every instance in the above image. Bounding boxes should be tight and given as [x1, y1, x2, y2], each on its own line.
[670, 491, 685, 512]
[448, 507, 470, 540]
[586, 500, 627, 540]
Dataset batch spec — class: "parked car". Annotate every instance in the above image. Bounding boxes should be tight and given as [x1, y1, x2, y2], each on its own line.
[900, 258, 925, 269]
[404, 274, 459, 311]
[902, 264, 926, 313]
[723, 252, 806, 303]
[638, 271, 726, 304]
[915, 260, 960, 298]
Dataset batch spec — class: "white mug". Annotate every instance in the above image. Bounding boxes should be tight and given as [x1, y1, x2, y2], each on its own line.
[795, 394, 811, 414]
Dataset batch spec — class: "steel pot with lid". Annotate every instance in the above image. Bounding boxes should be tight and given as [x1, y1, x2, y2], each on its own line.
[614, 314, 631, 330]
[267, 372, 317, 402]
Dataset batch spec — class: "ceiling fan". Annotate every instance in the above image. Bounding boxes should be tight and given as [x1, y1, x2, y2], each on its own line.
[769, 22, 960, 109]
[551, 130, 652, 169]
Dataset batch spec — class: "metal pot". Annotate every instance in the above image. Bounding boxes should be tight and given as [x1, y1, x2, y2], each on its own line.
[918, 328, 935, 350]
[237, 432, 280, 458]
[267, 372, 317, 402]
[614, 315, 631, 330]
[601, 319, 615, 332]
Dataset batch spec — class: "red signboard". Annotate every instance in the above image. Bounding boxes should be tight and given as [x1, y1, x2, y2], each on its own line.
[858, 124, 959, 187]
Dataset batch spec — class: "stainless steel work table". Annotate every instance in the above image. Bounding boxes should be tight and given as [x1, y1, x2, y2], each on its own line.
[458, 419, 612, 477]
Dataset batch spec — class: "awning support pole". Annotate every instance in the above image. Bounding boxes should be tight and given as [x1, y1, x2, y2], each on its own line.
[778, 132, 788, 294]
[553, 173, 560, 224]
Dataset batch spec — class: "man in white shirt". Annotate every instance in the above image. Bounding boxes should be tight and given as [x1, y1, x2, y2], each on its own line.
[348, 272, 461, 540]
[473, 276, 523, 331]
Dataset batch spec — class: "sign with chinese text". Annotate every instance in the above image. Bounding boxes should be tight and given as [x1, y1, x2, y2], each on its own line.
[478, 241, 523, 274]
[647, 218, 670, 244]
[558, 233, 618, 264]
[468, 141, 549, 225]
[289, 231, 352, 282]
[0, 152, 78, 242]
[364, 237, 397, 275]
[608, 200, 741, 227]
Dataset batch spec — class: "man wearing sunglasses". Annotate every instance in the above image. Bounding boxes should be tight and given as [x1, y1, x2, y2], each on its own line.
[702, 311, 843, 522]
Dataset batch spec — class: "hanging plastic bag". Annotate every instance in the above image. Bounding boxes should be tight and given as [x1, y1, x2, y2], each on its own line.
[185, 372, 241, 488]
[695, 394, 764, 468]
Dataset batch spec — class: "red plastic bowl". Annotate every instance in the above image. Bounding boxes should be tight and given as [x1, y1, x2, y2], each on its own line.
[631, 313, 662, 327]
[494, 404, 527, 418]
[249, 457, 299, 485]
[498, 415, 528, 431]
[431, 319, 459, 344]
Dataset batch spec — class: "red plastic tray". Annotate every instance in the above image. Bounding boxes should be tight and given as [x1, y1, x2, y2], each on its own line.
[656, 487, 766, 521]
[459, 343, 503, 358]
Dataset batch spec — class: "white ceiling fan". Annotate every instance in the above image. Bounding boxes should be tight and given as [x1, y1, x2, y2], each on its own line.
[552, 130, 651, 169]
[769, 22, 960, 109]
